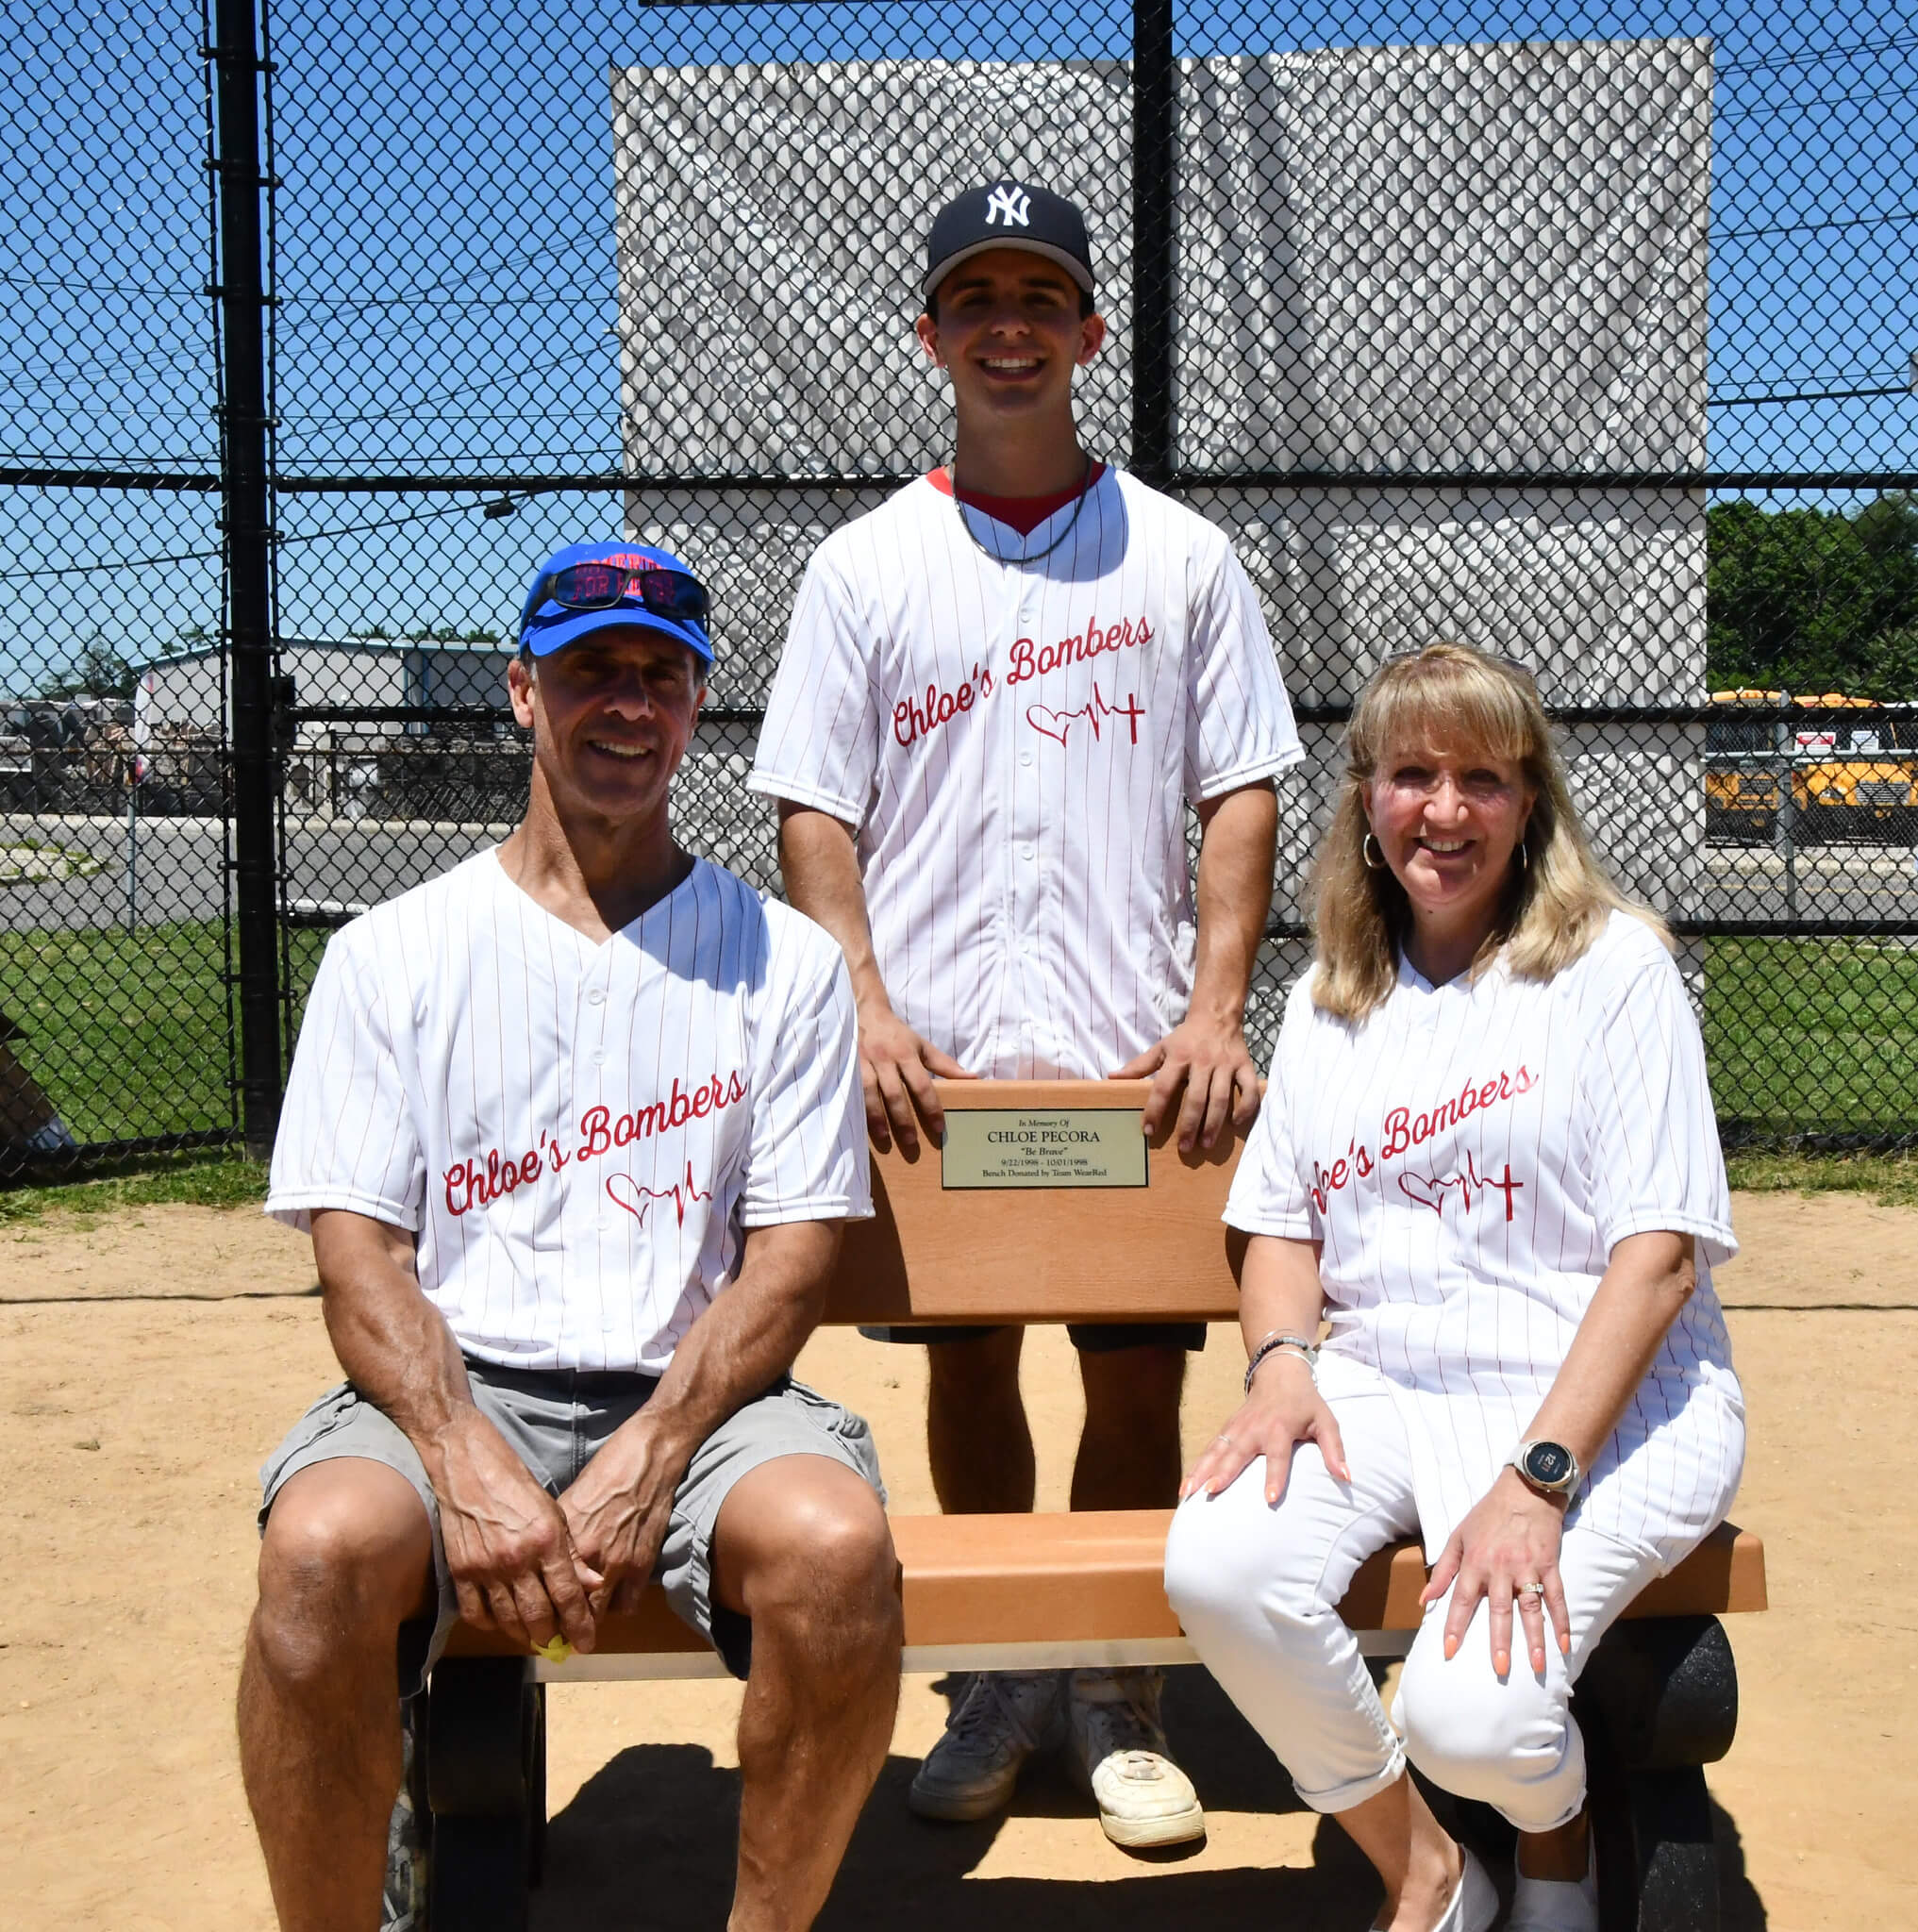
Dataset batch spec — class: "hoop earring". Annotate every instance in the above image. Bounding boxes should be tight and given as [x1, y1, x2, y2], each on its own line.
[1515, 839, 1530, 872]
[1361, 832, 1386, 871]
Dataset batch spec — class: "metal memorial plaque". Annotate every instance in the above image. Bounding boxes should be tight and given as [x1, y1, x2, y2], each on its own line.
[941, 1108, 1148, 1191]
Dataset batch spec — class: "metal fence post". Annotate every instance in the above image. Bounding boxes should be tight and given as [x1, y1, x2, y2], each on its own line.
[210, 0, 282, 1158]
[1131, 0, 1176, 485]
[1772, 716, 1798, 924]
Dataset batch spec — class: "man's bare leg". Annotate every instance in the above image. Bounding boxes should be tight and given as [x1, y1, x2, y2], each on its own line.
[237, 1459, 436, 1932]
[713, 1455, 902, 1932]
[1072, 1341, 1186, 1509]
[926, 1326, 1034, 1513]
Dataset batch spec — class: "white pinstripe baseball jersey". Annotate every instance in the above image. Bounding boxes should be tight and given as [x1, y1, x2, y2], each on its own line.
[1226, 910, 1745, 1568]
[748, 465, 1302, 1076]
[266, 852, 870, 1374]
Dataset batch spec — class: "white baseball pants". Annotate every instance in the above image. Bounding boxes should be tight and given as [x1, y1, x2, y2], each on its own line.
[1164, 1378, 1662, 1833]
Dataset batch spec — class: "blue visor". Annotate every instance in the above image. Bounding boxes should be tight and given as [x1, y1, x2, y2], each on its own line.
[517, 541, 714, 666]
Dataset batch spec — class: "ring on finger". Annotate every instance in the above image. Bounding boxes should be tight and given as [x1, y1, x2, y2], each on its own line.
[1215, 1433, 1236, 1447]
[1517, 1580, 1546, 1598]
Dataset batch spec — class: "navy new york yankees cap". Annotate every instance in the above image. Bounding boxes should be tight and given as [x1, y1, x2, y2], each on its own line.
[922, 181, 1097, 304]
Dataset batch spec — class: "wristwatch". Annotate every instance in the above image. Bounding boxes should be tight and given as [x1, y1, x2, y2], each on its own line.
[1509, 1439, 1582, 1501]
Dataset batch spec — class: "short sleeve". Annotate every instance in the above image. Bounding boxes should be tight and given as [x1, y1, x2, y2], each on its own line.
[739, 917, 873, 1226]
[265, 924, 425, 1233]
[1184, 540, 1303, 801]
[1223, 984, 1318, 1239]
[1576, 926, 1737, 1267]
[747, 549, 882, 825]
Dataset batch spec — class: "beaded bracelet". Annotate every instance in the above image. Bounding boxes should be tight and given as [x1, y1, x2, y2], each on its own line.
[1243, 1329, 1320, 1394]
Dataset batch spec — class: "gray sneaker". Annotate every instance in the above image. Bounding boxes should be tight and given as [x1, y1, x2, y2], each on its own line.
[908, 1670, 1066, 1822]
[1067, 1667, 1205, 1848]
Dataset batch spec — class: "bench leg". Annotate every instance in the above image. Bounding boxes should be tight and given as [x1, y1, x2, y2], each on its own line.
[1587, 1752, 1719, 1932]
[424, 1657, 545, 1932]
[380, 1690, 432, 1932]
[1577, 1615, 1737, 1932]
[527, 1674, 548, 1890]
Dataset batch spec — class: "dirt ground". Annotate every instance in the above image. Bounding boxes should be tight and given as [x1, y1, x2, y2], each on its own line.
[3, 1189, 1913, 1930]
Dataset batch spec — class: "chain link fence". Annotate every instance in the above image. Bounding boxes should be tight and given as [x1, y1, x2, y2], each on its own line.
[3, 0, 1914, 1174]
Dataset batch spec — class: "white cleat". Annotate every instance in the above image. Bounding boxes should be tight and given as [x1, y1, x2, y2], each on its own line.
[1067, 1668, 1206, 1849]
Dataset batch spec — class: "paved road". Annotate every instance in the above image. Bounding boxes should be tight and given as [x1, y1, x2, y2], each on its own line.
[0, 803, 785, 937]
[0, 813, 496, 935]
[3, 811, 1915, 939]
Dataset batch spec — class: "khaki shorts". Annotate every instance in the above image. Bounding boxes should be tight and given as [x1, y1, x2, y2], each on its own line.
[259, 1361, 884, 1692]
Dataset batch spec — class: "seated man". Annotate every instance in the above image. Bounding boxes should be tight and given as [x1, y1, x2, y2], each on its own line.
[237, 541, 903, 1932]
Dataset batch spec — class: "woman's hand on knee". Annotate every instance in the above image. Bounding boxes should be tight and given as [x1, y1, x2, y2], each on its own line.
[1177, 1357, 1348, 1506]
[1421, 1472, 1573, 1676]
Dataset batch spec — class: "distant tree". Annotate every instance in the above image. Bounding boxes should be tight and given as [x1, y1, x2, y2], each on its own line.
[1707, 493, 1918, 698]
[335, 619, 503, 645]
[38, 638, 137, 700]
[1868, 624, 1918, 698]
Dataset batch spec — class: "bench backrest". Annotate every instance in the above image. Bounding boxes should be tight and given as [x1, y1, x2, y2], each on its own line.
[826, 1079, 1247, 1325]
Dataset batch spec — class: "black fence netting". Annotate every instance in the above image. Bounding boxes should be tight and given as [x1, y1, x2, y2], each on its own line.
[2, 0, 1914, 1174]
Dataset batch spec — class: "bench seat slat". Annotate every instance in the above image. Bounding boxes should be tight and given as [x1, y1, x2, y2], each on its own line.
[442, 1514, 1764, 1670]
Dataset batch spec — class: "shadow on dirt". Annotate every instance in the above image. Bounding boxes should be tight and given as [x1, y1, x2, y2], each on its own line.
[533, 1666, 1764, 1930]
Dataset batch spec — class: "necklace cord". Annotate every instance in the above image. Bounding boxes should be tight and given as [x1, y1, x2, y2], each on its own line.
[950, 451, 1096, 568]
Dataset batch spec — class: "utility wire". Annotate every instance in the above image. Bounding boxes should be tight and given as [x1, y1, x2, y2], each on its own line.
[1717, 31, 1918, 78]
[1712, 384, 1911, 406]
[1717, 206, 1918, 242]
[276, 342, 611, 422]
[1, 272, 203, 298]
[0, 491, 545, 581]
[302, 225, 609, 307]
[281, 292, 610, 314]
[1719, 76, 1918, 119]
[0, 545, 225, 582]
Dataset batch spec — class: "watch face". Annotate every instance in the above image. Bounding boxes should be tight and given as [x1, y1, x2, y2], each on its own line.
[1523, 1441, 1574, 1489]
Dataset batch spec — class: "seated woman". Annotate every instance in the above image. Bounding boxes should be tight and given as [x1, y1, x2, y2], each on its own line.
[1165, 643, 1744, 1932]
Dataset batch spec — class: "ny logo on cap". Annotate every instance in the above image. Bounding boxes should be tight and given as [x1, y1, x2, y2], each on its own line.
[984, 184, 1031, 227]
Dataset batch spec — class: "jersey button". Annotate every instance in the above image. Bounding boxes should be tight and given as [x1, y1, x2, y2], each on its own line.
[1021, 844, 1036, 860]
[1020, 751, 1033, 768]
[587, 988, 606, 1006]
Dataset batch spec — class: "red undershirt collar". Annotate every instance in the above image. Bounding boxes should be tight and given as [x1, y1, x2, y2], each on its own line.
[927, 462, 1106, 536]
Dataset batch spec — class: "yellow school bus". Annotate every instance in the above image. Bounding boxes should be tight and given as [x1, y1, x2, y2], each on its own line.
[1706, 692, 1918, 843]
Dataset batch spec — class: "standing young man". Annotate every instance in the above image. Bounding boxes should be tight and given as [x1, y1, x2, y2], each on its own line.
[750, 183, 1301, 1847]
[238, 542, 902, 1932]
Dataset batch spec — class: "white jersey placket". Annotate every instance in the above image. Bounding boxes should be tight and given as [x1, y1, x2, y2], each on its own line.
[982, 504, 1072, 1078]
[573, 939, 621, 1345]
[1010, 541, 1044, 1078]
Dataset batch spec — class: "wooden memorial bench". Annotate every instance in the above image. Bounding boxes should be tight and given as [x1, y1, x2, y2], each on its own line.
[402, 1080, 1766, 1932]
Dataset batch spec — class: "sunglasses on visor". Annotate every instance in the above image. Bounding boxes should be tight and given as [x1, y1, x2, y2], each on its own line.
[519, 561, 711, 638]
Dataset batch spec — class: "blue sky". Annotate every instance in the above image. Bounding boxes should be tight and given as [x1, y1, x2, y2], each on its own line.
[2, 0, 1913, 687]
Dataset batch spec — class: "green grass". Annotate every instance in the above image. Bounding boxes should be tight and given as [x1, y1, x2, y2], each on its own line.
[0, 920, 327, 1144]
[1703, 936, 1918, 1145]
[1723, 1147, 1918, 1209]
[0, 1149, 271, 1224]
[1, 924, 1913, 1204]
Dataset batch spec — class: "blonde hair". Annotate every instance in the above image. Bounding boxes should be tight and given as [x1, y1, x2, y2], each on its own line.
[1311, 643, 1669, 1023]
